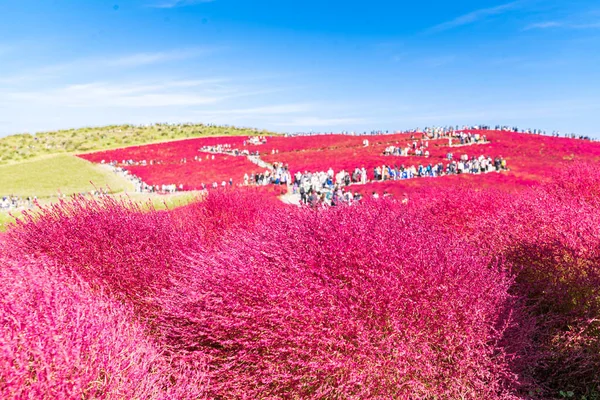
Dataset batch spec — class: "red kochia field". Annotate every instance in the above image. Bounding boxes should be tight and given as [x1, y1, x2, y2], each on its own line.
[79, 137, 258, 189]
[78, 130, 600, 194]
[3, 163, 600, 399]
[4, 130, 600, 398]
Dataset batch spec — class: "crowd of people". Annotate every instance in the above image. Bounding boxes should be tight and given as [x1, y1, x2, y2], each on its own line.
[280, 153, 509, 208]
[103, 159, 165, 166]
[298, 185, 363, 207]
[383, 132, 489, 157]
[1, 195, 35, 211]
[200, 144, 260, 157]
[488, 125, 593, 140]
[287, 153, 507, 194]
[449, 131, 488, 146]
[199, 136, 269, 156]
[288, 124, 595, 141]
[245, 136, 268, 145]
[0, 190, 115, 211]
[374, 154, 508, 179]
[101, 163, 185, 194]
[243, 162, 291, 186]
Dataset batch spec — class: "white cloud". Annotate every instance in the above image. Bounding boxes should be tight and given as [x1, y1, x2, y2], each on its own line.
[524, 21, 563, 30]
[0, 77, 297, 112]
[524, 20, 600, 30]
[149, 0, 215, 9]
[102, 49, 207, 67]
[57, 47, 211, 70]
[4, 81, 228, 108]
[426, 1, 522, 33]
[0, 48, 212, 86]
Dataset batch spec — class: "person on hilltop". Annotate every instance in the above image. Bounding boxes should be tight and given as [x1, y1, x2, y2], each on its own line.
[361, 167, 367, 184]
[309, 190, 319, 208]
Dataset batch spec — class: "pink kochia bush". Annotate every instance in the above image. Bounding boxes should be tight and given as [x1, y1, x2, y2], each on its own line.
[7, 164, 600, 398]
[157, 201, 520, 398]
[3, 190, 523, 399]
[7, 190, 268, 308]
[8, 196, 180, 308]
[485, 165, 600, 395]
[0, 252, 208, 399]
[409, 163, 600, 397]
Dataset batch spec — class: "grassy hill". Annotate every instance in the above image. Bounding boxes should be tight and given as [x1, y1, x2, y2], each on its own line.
[0, 123, 277, 165]
[0, 154, 134, 198]
[0, 122, 276, 230]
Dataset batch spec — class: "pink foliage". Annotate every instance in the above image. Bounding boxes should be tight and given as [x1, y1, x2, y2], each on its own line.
[80, 136, 248, 164]
[4, 191, 523, 399]
[156, 201, 520, 399]
[0, 252, 208, 399]
[405, 163, 600, 396]
[4, 161, 600, 397]
[9, 196, 180, 307]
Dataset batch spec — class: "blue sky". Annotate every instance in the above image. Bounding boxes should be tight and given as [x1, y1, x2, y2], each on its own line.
[0, 0, 599, 136]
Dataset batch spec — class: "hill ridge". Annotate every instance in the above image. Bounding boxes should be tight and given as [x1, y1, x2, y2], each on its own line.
[0, 123, 278, 165]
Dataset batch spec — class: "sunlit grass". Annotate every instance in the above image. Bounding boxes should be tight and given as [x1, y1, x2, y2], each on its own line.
[0, 123, 277, 165]
[0, 154, 134, 198]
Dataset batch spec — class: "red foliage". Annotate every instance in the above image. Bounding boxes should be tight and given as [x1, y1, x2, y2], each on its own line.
[79, 131, 600, 196]
[156, 201, 520, 398]
[124, 155, 260, 189]
[4, 190, 524, 399]
[80, 136, 248, 164]
[0, 252, 208, 399]
[404, 163, 600, 396]
[5, 160, 600, 398]
[8, 196, 179, 308]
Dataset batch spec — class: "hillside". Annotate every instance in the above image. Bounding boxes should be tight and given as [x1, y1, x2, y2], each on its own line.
[78, 129, 600, 196]
[0, 154, 134, 198]
[0, 123, 277, 165]
[3, 126, 600, 397]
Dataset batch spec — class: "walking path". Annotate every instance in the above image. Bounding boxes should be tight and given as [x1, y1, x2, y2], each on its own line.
[248, 155, 273, 169]
[279, 191, 301, 205]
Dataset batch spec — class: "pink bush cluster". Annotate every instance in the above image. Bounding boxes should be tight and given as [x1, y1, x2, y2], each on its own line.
[0, 252, 208, 399]
[2, 191, 520, 399]
[3, 162, 600, 398]
[407, 163, 600, 396]
[156, 202, 519, 398]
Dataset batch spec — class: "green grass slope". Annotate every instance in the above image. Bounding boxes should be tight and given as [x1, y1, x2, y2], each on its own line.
[0, 154, 133, 198]
[0, 123, 277, 164]
[0, 122, 277, 231]
[0, 212, 16, 232]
